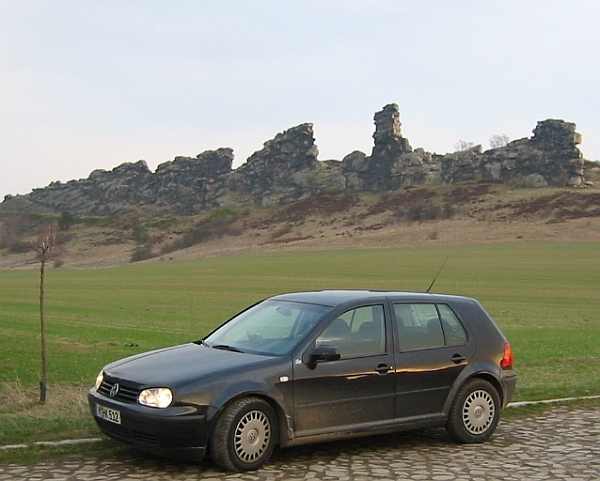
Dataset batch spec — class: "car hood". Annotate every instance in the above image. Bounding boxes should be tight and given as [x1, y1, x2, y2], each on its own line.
[104, 343, 277, 387]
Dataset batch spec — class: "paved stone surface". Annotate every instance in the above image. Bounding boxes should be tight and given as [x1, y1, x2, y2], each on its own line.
[1, 407, 598, 480]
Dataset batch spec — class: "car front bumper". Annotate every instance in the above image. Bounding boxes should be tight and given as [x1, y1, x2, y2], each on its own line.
[88, 388, 209, 459]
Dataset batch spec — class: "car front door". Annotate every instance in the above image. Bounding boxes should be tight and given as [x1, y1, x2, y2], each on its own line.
[391, 302, 473, 418]
[292, 303, 396, 436]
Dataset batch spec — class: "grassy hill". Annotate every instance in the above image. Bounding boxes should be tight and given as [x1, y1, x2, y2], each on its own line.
[2, 177, 600, 269]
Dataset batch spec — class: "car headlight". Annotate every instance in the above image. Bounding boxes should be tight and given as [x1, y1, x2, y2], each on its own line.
[138, 388, 173, 408]
[95, 371, 104, 391]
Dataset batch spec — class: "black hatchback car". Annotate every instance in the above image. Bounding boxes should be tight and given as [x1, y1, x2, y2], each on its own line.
[89, 290, 516, 471]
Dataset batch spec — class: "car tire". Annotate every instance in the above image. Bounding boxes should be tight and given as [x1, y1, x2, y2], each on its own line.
[446, 378, 500, 443]
[210, 397, 277, 472]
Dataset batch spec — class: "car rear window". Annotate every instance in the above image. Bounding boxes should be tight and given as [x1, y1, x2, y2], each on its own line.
[393, 303, 468, 351]
[437, 304, 467, 346]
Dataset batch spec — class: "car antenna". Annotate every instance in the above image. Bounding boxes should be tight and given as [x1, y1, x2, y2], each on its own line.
[425, 257, 448, 293]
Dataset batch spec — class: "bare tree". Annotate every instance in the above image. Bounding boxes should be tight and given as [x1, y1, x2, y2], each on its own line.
[455, 140, 476, 152]
[32, 224, 57, 403]
[489, 134, 510, 149]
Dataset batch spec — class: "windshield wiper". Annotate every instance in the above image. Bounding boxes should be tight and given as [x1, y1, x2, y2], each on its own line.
[210, 344, 244, 353]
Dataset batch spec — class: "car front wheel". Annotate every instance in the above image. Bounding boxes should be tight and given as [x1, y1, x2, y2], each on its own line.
[210, 397, 277, 471]
[446, 378, 500, 443]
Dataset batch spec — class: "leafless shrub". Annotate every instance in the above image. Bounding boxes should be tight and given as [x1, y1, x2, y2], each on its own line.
[489, 134, 510, 149]
[455, 140, 476, 152]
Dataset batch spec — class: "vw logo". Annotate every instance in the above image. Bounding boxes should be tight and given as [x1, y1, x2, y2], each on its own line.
[109, 383, 119, 398]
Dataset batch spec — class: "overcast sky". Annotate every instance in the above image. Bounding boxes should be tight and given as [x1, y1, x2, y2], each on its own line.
[2, 0, 599, 199]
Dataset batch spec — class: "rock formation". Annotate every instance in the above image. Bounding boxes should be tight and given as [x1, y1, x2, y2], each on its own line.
[153, 148, 233, 213]
[8, 150, 234, 215]
[441, 119, 585, 187]
[342, 104, 439, 191]
[0, 104, 588, 216]
[229, 123, 319, 206]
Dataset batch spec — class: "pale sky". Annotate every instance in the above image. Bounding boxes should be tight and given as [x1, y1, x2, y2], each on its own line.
[2, 0, 599, 199]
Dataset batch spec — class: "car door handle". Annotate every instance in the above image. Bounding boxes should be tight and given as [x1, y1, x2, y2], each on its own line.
[375, 363, 392, 374]
[451, 353, 466, 364]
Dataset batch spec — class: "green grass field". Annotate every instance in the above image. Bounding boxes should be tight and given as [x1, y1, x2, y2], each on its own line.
[1, 241, 599, 447]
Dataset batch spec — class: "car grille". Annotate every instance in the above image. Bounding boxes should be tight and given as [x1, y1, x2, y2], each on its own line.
[97, 378, 140, 404]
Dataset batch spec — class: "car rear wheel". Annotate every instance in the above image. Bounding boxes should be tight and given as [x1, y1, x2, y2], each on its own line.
[210, 397, 277, 471]
[446, 378, 500, 443]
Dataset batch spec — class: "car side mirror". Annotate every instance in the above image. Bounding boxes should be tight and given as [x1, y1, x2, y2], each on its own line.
[307, 345, 341, 369]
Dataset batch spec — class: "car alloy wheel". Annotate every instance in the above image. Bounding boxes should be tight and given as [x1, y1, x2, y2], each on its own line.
[462, 389, 495, 435]
[233, 409, 271, 463]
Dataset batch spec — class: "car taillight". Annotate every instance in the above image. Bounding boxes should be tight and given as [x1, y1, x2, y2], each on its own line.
[500, 341, 513, 369]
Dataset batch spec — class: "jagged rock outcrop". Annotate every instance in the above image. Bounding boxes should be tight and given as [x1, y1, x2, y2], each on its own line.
[156, 148, 233, 178]
[441, 119, 585, 187]
[229, 123, 321, 206]
[529, 120, 584, 186]
[13, 150, 233, 215]
[342, 151, 369, 190]
[0, 104, 588, 216]
[342, 104, 439, 190]
[372, 103, 412, 155]
[26, 160, 155, 215]
[153, 148, 233, 213]
[440, 146, 483, 184]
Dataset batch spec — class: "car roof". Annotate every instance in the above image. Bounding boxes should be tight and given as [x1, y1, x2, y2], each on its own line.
[270, 290, 475, 307]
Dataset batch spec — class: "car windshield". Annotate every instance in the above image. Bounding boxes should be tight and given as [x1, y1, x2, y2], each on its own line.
[204, 299, 330, 356]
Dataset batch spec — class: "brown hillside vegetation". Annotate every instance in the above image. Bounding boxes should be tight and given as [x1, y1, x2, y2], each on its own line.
[2, 178, 600, 269]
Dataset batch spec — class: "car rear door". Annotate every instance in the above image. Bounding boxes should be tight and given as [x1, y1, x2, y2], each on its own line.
[391, 301, 474, 418]
[292, 303, 396, 436]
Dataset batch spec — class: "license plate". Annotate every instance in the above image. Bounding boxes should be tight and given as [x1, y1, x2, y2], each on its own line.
[96, 404, 121, 425]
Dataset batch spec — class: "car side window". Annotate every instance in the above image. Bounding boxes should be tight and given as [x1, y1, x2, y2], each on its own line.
[393, 303, 445, 351]
[316, 305, 386, 358]
[437, 304, 467, 346]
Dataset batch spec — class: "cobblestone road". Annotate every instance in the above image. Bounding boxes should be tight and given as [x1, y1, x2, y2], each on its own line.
[1, 407, 598, 481]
